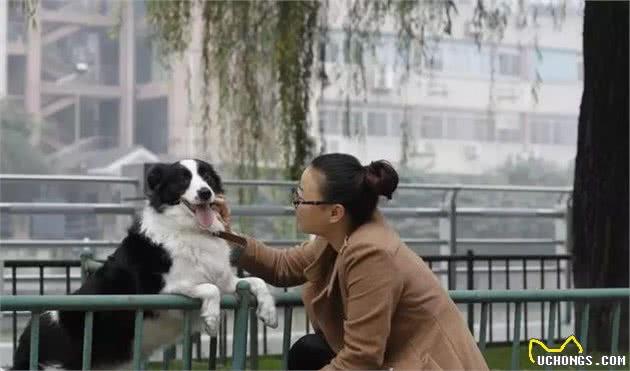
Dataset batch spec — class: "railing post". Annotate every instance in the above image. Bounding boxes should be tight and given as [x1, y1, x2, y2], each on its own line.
[467, 249, 474, 333]
[29, 311, 41, 370]
[250, 309, 259, 370]
[558, 195, 573, 326]
[440, 189, 459, 289]
[233, 281, 252, 370]
[0, 259, 3, 325]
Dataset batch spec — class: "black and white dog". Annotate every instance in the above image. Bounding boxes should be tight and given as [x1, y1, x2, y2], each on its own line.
[11, 159, 277, 370]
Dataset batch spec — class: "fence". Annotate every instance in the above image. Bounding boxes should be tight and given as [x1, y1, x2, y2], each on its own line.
[2, 285, 628, 370]
[0, 174, 573, 259]
[1, 174, 577, 366]
[2, 250, 574, 356]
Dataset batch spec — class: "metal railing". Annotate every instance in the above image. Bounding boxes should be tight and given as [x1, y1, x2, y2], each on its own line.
[0, 174, 572, 257]
[0, 282, 254, 371]
[2, 251, 574, 358]
[2, 286, 627, 371]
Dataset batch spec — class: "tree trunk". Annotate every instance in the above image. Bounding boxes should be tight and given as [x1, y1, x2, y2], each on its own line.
[572, 1, 629, 352]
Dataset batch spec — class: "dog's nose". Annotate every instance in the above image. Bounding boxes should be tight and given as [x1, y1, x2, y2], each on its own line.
[198, 188, 213, 201]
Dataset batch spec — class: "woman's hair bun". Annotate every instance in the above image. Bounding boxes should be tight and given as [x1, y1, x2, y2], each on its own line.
[364, 160, 399, 200]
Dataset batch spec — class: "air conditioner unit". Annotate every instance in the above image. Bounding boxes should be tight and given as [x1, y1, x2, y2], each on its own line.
[412, 142, 436, 158]
[426, 81, 449, 97]
[372, 64, 393, 91]
[464, 21, 481, 38]
[462, 144, 480, 161]
[496, 86, 519, 101]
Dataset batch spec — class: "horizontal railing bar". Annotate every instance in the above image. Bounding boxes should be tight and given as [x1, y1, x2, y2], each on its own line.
[422, 254, 571, 261]
[0, 175, 572, 193]
[1, 240, 120, 248]
[0, 203, 566, 218]
[0, 294, 237, 311]
[4, 266, 568, 291]
[4, 289, 624, 312]
[0, 203, 136, 214]
[395, 183, 572, 193]
[268, 289, 630, 306]
[0, 238, 568, 248]
[0, 174, 140, 185]
[2, 260, 82, 267]
[2, 265, 569, 285]
[222, 180, 572, 193]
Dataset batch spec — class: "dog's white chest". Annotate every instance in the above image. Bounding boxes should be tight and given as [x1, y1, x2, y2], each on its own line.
[160, 235, 233, 293]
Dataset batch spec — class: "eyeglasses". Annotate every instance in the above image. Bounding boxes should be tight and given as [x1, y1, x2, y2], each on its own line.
[291, 187, 338, 208]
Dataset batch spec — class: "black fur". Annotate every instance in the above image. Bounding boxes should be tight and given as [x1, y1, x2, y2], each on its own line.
[11, 159, 223, 370]
[11, 222, 172, 370]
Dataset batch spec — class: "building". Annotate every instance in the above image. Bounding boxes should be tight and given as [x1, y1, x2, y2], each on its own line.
[0, 0, 194, 167]
[1, 0, 583, 176]
[315, 0, 583, 174]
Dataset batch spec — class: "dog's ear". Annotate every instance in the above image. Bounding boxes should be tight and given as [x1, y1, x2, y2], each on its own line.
[207, 165, 224, 195]
[146, 163, 167, 193]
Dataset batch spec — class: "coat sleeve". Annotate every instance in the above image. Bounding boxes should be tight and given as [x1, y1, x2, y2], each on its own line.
[235, 236, 322, 287]
[322, 244, 403, 370]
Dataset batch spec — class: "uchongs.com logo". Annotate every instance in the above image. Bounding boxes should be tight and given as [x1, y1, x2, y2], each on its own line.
[529, 335, 627, 367]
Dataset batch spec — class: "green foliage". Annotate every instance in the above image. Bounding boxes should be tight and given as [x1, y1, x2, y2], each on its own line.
[0, 101, 50, 174]
[143, 0, 511, 180]
[20, 0, 568, 180]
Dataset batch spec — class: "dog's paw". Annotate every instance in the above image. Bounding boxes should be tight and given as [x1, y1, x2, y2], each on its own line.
[202, 314, 220, 336]
[256, 296, 278, 328]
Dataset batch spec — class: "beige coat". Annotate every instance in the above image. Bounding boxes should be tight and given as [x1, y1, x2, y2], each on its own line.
[237, 212, 489, 370]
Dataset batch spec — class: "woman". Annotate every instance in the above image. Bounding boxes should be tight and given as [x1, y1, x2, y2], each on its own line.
[214, 153, 488, 371]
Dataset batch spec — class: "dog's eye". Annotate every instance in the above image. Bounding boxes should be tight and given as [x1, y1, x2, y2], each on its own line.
[179, 174, 191, 186]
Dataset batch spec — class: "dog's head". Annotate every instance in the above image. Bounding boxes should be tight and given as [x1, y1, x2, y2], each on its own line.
[145, 159, 224, 230]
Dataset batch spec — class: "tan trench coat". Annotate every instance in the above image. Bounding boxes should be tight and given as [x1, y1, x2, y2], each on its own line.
[236, 212, 489, 370]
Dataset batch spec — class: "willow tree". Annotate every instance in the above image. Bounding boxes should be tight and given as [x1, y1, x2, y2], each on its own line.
[141, 0, 530, 179]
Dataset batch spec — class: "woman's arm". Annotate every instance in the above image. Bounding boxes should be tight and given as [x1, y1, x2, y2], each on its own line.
[235, 237, 323, 287]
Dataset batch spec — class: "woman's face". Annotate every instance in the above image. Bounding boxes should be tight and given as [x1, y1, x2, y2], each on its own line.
[294, 166, 342, 235]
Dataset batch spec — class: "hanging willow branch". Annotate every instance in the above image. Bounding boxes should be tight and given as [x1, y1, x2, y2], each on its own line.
[19, 0, 569, 180]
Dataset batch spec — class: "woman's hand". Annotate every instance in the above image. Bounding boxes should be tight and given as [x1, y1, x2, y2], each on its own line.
[212, 195, 231, 232]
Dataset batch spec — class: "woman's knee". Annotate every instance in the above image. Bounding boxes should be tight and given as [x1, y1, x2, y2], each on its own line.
[287, 333, 335, 370]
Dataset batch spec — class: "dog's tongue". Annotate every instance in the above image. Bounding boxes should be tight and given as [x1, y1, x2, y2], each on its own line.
[194, 204, 214, 228]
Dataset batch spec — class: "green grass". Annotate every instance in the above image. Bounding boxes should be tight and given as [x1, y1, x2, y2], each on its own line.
[484, 343, 629, 370]
[147, 346, 629, 370]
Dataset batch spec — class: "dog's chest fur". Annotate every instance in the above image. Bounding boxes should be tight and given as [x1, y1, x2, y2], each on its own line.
[141, 208, 234, 293]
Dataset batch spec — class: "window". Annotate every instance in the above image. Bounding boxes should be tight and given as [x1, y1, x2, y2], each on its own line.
[475, 117, 494, 141]
[343, 37, 363, 65]
[444, 113, 493, 141]
[553, 119, 578, 146]
[367, 112, 388, 136]
[319, 110, 340, 135]
[495, 115, 523, 143]
[350, 112, 365, 136]
[389, 112, 403, 137]
[420, 114, 443, 139]
[446, 117, 475, 140]
[323, 39, 339, 63]
[535, 49, 581, 82]
[498, 53, 521, 76]
[529, 119, 553, 144]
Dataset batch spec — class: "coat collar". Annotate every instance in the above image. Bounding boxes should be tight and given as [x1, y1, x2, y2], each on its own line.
[303, 210, 386, 296]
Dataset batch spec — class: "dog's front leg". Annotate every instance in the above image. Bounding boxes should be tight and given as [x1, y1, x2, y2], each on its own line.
[223, 275, 278, 328]
[167, 283, 221, 336]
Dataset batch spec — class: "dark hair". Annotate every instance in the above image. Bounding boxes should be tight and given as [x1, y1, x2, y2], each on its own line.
[310, 153, 399, 230]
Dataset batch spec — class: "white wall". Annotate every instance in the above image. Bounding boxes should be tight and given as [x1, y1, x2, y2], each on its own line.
[0, 0, 7, 98]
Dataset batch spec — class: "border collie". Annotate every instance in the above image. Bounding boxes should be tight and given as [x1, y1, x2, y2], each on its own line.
[11, 159, 278, 370]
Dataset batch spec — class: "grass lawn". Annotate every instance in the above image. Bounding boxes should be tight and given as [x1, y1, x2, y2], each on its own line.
[147, 345, 629, 370]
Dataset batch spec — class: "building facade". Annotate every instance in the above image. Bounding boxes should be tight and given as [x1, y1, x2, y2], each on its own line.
[1, 0, 583, 176]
